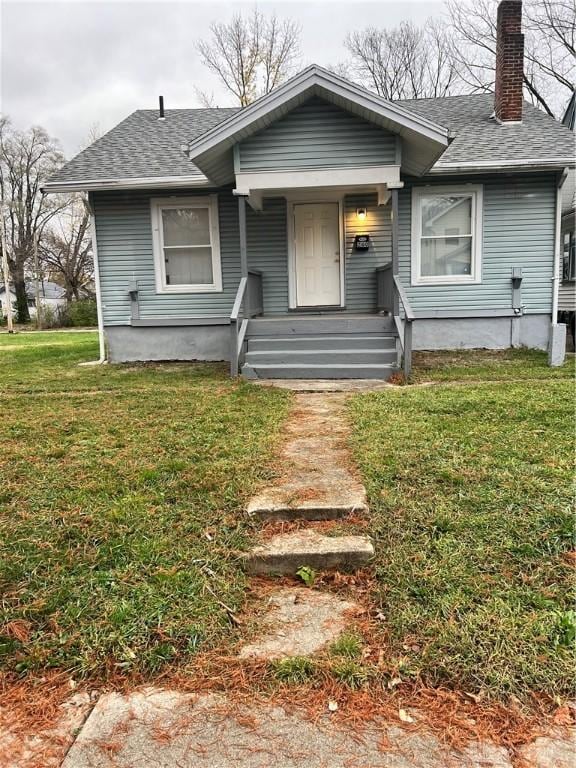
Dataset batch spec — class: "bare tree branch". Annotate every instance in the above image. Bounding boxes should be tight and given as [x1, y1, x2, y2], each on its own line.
[39, 195, 93, 301]
[196, 10, 301, 106]
[0, 117, 65, 322]
[344, 18, 461, 100]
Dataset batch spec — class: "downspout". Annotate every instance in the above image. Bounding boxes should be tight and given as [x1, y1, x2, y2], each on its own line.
[552, 169, 568, 322]
[82, 197, 106, 365]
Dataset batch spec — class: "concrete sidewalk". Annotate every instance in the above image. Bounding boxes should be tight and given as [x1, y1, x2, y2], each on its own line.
[52, 689, 572, 768]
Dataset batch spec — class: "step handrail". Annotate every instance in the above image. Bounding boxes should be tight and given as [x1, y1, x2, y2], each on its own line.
[393, 274, 415, 378]
[230, 270, 263, 376]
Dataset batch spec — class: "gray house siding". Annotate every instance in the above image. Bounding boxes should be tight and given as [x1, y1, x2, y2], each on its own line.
[238, 97, 398, 172]
[398, 174, 556, 316]
[246, 193, 391, 314]
[92, 188, 241, 326]
[246, 198, 289, 315]
[344, 194, 391, 312]
[92, 173, 555, 360]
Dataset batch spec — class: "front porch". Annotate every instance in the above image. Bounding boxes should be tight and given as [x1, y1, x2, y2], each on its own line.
[231, 188, 414, 380]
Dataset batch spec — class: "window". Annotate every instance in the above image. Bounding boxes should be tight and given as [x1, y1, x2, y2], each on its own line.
[411, 185, 483, 285]
[151, 196, 222, 293]
[562, 229, 575, 282]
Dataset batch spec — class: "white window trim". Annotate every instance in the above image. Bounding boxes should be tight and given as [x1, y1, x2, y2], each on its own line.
[411, 184, 483, 286]
[151, 195, 222, 293]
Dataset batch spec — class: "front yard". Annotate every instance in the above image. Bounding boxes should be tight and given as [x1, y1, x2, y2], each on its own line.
[0, 332, 288, 676]
[0, 333, 573, 705]
[351, 353, 575, 699]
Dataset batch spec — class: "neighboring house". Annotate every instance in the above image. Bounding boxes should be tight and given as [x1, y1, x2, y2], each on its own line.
[558, 90, 575, 340]
[0, 280, 66, 319]
[44, 0, 575, 378]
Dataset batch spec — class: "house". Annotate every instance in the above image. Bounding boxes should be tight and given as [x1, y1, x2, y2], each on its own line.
[44, 0, 575, 378]
[558, 89, 575, 342]
[0, 280, 66, 319]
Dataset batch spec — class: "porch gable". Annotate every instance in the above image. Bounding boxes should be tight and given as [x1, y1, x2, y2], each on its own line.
[236, 97, 400, 173]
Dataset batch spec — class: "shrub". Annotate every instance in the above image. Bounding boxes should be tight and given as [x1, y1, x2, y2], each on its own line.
[39, 299, 98, 329]
[66, 299, 97, 327]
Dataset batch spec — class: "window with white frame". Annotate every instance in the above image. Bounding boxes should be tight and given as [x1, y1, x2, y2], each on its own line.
[411, 185, 483, 285]
[151, 196, 222, 292]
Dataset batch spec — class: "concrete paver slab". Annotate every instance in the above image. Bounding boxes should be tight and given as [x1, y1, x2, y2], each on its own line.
[244, 529, 374, 575]
[247, 393, 368, 521]
[238, 587, 358, 660]
[0, 692, 94, 768]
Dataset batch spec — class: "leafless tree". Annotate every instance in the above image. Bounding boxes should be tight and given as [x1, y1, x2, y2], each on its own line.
[40, 195, 93, 302]
[0, 118, 67, 323]
[447, 0, 575, 117]
[345, 19, 460, 100]
[196, 10, 301, 106]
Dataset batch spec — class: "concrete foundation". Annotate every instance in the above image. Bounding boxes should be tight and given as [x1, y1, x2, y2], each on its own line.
[412, 314, 550, 351]
[105, 325, 230, 363]
[105, 313, 553, 365]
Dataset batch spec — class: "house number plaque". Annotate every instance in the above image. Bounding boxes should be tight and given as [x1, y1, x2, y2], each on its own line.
[354, 234, 370, 251]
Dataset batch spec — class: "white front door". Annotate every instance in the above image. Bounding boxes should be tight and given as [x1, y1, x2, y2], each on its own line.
[294, 202, 341, 307]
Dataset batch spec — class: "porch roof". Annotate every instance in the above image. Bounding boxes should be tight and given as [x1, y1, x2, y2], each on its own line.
[185, 66, 451, 185]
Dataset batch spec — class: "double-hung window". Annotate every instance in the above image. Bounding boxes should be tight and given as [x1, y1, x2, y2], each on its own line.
[411, 185, 483, 285]
[151, 195, 222, 293]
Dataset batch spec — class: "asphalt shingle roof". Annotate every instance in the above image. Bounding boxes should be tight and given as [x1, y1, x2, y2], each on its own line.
[49, 92, 574, 186]
[398, 93, 575, 170]
[48, 108, 238, 184]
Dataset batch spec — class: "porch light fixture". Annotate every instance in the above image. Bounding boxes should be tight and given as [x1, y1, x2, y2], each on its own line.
[356, 207, 367, 221]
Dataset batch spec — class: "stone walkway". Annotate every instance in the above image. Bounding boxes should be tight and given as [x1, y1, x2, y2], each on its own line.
[6, 390, 575, 767]
[247, 393, 369, 521]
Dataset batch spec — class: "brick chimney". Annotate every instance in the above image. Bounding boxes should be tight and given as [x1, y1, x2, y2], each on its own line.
[494, 0, 524, 123]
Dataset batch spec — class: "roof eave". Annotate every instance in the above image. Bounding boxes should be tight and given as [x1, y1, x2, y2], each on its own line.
[429, 158, 576, 175]
[42, 174, 211, 194]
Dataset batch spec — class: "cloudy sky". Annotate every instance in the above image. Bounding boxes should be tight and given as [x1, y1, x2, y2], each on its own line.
[1, 0, 444, 158]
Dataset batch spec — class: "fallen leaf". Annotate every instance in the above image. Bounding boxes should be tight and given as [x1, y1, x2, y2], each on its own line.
[328, 701, 338, 712]
[398, 709, 415, 723]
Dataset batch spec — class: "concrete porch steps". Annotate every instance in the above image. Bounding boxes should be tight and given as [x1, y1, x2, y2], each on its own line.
[245, 348, 397, 366]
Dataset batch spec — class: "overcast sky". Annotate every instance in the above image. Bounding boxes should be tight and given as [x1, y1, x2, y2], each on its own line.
[1, 0, 444, 158]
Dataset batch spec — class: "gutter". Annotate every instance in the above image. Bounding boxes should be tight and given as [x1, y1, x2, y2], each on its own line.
[42, 175, 211, 194]
[429, 158, 576, 174]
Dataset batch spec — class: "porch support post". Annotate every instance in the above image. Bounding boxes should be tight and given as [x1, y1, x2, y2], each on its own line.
[391, 187, 400, 317]
[238, 195, 248, 279]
